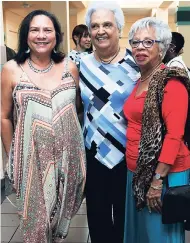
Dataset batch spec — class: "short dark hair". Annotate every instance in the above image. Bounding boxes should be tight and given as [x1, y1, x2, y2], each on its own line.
[72, 24, 89, 46]
[15, 9, 65, 64]
[171, 32, 185, 54]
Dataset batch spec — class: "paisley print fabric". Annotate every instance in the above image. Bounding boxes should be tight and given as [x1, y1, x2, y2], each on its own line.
[132, 66, 190, 210]
[8, 61, 86, 242]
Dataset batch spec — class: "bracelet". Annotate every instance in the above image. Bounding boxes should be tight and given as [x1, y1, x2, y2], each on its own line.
[150, 184, 163, 190]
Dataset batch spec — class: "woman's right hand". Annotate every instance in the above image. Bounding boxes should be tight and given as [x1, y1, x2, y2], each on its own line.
[146, 180, 163, 214]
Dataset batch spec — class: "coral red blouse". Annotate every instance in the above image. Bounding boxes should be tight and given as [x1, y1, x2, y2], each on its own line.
[123, 75, 190, 173]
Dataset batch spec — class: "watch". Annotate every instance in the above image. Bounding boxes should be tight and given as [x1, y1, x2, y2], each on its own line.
[154, 173, 165, 180]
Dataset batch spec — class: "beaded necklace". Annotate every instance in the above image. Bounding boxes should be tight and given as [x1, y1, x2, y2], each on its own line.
[27, 58, 54, 74]
[141, 62, 162, 82]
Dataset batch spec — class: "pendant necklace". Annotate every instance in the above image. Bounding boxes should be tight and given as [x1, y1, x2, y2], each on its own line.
[96, 47, 120, 64]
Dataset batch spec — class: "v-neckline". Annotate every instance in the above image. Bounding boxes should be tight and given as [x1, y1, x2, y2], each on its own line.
[19, 64, 64, 92]
[134, 80, 147, 99]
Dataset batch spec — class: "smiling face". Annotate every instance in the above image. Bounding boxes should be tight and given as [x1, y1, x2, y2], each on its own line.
[27, 15, 56, 56]
[78, 32, 91, 51]
[90, 9, 120, 51]
[131, 27, 161, 71]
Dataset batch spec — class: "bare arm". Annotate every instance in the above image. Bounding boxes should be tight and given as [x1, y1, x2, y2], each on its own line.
[1, 63, 14, 156]
[69, 61, 84, 124]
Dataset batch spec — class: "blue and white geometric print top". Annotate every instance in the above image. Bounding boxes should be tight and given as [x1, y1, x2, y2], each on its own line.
[79, 50, 140, 169]
[68, 49, 90, 70]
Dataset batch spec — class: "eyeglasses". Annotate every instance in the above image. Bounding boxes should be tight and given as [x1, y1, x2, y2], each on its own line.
[129, 39, 161, 48]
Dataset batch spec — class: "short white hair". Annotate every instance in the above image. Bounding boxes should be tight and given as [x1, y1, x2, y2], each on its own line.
[85, 1, 125, 31]
[128, 17, 172, 58]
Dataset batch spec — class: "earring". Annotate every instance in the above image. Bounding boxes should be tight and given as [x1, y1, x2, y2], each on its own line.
[159, 53, 162, 58]
[53, 48, 57, 53]
[25, 47, 30, 54]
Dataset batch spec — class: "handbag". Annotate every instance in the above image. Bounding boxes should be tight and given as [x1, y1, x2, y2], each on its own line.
[162, 184, 190, 230]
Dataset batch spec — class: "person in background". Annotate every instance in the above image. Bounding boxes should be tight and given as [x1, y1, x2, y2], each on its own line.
[123, 17, 190, 243]
[79, 2, 140, 243]
[68, 24, 92, 69]
[1, 9, 86, 242]
[163, 31, 190, 78]
[5, 45, 16, 61]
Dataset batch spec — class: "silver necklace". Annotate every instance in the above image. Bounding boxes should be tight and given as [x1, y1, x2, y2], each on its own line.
[96, 47, 120, 64]
[27, 58, 54, 73]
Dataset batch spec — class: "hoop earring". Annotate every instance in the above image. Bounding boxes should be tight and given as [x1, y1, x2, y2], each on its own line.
[53, 48, 57, 53]
[25, 47, 30, 54]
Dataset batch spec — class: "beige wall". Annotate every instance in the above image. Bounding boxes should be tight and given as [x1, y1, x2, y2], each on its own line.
[50, 1, 70, 53]
[3, 9, 23, 51]
[70, 15, 77, 50]
[168, 15, 177, 32]
[69, 7, 86, 50]
[120, 15, 148, 51]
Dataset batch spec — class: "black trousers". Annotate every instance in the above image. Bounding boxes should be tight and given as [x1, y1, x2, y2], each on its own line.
[85, 149, 127, 243]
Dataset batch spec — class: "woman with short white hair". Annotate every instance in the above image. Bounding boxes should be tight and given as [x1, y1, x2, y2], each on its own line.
[80, 2, 140, 243]
[123, 17, 190, 243]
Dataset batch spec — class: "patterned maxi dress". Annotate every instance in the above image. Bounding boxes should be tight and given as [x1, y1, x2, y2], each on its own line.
[7, 61, 86, 242]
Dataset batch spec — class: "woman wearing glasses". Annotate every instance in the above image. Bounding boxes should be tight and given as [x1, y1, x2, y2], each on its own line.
[123, 17, 190, 243]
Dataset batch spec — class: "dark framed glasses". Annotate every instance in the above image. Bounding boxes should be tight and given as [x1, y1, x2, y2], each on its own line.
[129, 39, 161, 48]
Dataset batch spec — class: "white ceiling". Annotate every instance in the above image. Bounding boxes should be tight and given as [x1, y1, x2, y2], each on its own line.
[2, 0, 188, 18]
[3, 1, 51, 17]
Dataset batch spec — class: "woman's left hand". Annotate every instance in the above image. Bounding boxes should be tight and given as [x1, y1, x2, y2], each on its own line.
[146, 180, 163, 214]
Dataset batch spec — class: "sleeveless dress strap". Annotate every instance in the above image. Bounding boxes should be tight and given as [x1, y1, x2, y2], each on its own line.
[64, 57, 69, 73]
[62, 58, 70, 78]
[19, 64, 29, 82]
[61, 57, 76, 86]
[19, 64, 25, 72]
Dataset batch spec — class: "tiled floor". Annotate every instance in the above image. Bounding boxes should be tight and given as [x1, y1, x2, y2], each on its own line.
[1, 191, 190, 243]
[1, 192, 90, 243]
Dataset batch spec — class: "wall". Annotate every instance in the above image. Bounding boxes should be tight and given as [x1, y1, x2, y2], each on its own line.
[69, 15, 77, 50]
[169, 15, 177, 32]
[69, 7, 86, 51]
[3, 9, 24, 51]
[120, 15, 147, 51]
